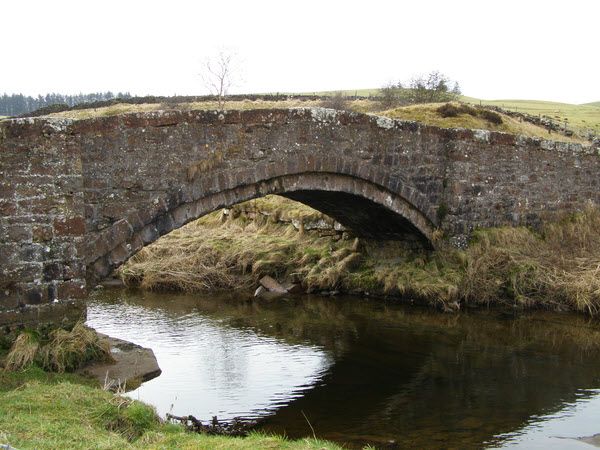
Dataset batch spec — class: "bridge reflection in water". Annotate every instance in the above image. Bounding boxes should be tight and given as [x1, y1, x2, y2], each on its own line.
[87, 289, 600, 449]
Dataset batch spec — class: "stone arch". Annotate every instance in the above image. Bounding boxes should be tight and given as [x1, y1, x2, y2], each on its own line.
[86, 168, 437, 284]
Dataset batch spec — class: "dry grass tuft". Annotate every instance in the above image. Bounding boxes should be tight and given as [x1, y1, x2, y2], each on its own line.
[3, 323, 113, 373]
[4, 332, 40, 371]
[40, 323, 113, 373]
[461, 206, 600, 313]
[120, 200, 342, 292]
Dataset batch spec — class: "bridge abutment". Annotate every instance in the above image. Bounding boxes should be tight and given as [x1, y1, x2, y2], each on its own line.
[1, 118, 87, 333]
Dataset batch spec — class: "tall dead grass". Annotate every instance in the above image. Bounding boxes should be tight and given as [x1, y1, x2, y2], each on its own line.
[120, 195, 600, 315]
[462, 206, 600, 313]
[4, 332, 39, 371]
[3, 323, 113, 372]
[120, 202, 355, 293]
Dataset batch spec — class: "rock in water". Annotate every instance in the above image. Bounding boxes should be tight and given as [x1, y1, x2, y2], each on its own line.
[577, 434, 600, 447]
[259, 275, 288, 294]
[283, 282, 304, 294]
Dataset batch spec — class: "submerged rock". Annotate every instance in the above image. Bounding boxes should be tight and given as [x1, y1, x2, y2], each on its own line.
[78, 334, 161, 391]
[259, 275, 288, 294]
[576, 434, 600, 447]
[283, 282, 304, 294]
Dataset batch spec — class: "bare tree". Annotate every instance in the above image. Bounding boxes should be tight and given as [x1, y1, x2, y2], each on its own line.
[201, 50, 235, 110]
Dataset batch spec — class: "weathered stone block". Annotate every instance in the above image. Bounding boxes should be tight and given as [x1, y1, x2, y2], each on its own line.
[109, 219, 133, 245]
[57, 281, 87, 300]
[108, 244, 129, 267]
[43, 262, 64, 281]
[139, 224, 159, 245]
[0, 200, 17, 215]
[54, 216, 86, 236]
[32, 224, 53, 242]
[172, 204, 194, 228]
[155, 214, 175, 236]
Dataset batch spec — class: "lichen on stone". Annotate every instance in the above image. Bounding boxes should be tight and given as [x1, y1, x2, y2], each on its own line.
[374, 115, 396, 130]
[309, 107, 339, 124]
[473, 129, 490, 143]
[44, 118, 73, 133]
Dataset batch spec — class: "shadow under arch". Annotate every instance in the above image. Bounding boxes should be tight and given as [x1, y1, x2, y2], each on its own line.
[86, 172, 437, 284]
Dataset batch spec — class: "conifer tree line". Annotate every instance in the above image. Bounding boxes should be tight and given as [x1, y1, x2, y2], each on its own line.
[0, 92, 132, 116]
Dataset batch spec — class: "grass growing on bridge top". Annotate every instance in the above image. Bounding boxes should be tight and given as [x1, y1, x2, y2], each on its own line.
[42, 97, 594, 144]
[379, 102, 585, 143]
[300, 89, 600, 137]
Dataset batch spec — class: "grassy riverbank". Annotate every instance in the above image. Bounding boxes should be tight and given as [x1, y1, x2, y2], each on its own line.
[120, 196, 600, 315]
[0, 323, 344, 448]
[0, 365, 342, 450]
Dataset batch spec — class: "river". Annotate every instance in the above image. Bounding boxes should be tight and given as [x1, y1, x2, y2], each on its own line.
[87, 287, 600, 449]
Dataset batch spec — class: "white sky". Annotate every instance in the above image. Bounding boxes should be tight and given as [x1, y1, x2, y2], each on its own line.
[2, 0, 599, 104]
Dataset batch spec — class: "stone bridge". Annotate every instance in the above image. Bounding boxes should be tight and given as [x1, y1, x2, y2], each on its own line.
[1, 108, 599, 329]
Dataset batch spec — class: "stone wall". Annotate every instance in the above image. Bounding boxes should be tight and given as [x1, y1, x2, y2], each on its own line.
[1, 108, 599, 329]
[0, 118, 86, 332]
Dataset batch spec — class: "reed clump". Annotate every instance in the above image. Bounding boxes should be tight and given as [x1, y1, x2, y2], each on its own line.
[3, 323, 113, 372]
[461, 206, 600, 313]
[4, 331, 40, 371]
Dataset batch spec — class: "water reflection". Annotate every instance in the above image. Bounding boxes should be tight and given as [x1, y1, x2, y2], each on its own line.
[87, 293, 332, 420]
[87, 288, 600, 449]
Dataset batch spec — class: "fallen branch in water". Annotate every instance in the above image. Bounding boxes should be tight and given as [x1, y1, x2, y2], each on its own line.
[166, 413, 256, 437]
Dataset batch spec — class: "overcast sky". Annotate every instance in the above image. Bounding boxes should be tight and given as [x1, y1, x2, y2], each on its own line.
[2, 0, 598, 104]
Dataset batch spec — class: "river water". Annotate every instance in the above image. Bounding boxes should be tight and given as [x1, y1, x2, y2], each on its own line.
[87, 288, 600, 449]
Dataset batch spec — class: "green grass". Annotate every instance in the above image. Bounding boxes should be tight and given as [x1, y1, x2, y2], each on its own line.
[0, 367, 343, 450]
[297, 89, 600, 134]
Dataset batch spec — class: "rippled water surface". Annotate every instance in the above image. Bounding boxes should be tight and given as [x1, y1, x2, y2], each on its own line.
[87, 288, 600, 448]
